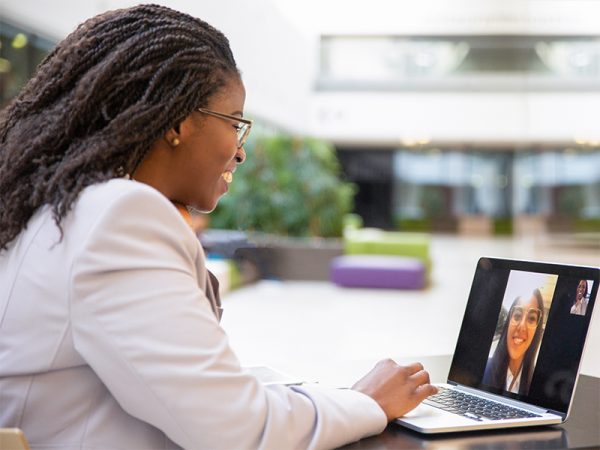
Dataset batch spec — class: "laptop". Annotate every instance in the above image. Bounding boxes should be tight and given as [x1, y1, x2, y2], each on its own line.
[396, 257, 599, 433]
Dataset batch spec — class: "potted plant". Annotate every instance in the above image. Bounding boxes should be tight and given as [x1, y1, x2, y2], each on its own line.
[208, 133, 356, 280]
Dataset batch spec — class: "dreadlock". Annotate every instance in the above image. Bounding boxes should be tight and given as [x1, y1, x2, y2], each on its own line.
[0, 4, 239, 249]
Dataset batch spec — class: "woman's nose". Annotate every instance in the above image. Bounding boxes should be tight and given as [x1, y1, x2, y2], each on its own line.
[235, 146, 246, 164]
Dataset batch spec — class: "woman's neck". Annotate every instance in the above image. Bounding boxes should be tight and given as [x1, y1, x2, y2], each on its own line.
[173, 202, 193, 228]
[509, 357, 523, 376]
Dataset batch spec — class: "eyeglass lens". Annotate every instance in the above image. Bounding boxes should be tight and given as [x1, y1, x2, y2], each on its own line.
[197, 108, 250, 148]
[510, 307, 540, 327]
[237, 124, 249, 148]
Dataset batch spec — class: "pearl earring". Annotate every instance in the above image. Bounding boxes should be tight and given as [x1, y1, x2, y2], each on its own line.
[171, 138, 180, 147]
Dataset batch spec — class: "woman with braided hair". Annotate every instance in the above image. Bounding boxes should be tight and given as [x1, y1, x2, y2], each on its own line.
[0, 5, 436, 449]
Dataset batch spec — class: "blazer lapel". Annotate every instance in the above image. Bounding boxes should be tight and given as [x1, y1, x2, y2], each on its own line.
[171, 201, 223, 322]
[205, 270, 224, 322]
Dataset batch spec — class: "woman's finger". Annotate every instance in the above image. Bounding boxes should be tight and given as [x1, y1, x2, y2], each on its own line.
[409, 369, 431, 386]
[403, 362, 424, 375]
[414, 383, 439, 401]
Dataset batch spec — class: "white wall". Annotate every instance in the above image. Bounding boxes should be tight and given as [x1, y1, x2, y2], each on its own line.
[0, 0, 313, 133]
[310, 91, 600, 146]
[272, 0, 600, 36]
[168, 0, 313, 134]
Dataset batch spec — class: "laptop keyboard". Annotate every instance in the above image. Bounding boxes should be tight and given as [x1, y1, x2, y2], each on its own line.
[423, 386, 542, 421]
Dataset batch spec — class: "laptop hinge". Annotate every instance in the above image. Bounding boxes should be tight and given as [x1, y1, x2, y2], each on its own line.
[449, 383, 551, 415]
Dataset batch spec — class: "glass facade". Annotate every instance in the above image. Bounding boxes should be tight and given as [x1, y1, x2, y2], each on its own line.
[338, 146, 600, 233]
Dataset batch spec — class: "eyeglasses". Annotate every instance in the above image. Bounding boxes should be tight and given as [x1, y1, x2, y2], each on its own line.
[197, 107, 253, 148]
[509, 306, 542, 329]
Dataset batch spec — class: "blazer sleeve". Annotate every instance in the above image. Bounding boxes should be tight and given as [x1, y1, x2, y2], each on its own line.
[68, 186, 386, 450]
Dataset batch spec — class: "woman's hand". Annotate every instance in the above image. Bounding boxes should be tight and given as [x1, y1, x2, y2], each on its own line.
[352, 359, 438, 421]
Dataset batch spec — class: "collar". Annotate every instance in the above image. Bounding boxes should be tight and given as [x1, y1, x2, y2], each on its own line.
[173, 202, 193, 228]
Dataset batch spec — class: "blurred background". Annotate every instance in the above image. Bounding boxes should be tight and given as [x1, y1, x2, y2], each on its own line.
[1, 0, 599, 379]
[2, 0, 599, 238]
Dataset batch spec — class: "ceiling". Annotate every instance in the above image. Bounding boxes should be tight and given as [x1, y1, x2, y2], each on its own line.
[268, 0, 600, 36]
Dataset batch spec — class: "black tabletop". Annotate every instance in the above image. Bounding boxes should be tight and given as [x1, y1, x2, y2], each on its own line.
[340, 356, 599, 450]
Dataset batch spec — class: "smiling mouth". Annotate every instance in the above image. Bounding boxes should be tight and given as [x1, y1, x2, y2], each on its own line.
[512, 337, 525, 345]
[222, 171, 233, 183]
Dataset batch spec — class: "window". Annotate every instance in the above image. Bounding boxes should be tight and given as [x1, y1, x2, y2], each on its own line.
[319, 36, 600, 91]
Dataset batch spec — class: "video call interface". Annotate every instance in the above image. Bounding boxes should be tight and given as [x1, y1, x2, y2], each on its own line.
[448, 258, 598, 415]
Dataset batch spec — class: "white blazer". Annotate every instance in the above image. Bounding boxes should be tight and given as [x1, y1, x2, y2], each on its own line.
[0, 180, 385, 450]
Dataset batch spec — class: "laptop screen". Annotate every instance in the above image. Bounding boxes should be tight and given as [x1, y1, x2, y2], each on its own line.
[448, 257, 599, 415]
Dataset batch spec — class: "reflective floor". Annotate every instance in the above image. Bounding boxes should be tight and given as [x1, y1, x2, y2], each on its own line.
[220, 235, 600, 386]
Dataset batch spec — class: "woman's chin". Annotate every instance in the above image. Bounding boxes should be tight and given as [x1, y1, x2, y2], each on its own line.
[203, 198, 221, 214]
[190, 191, 226, 214]
[186, 201, 213, 214]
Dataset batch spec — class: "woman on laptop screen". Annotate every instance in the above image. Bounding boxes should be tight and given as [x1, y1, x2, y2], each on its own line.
[483, 289, 545, 395]
[570, 279, 589, 315]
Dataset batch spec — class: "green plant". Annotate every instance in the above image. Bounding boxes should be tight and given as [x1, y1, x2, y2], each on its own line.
[210, 134, 356, 237]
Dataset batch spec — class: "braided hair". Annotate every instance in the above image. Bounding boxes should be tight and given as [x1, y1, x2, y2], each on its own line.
[0, 4, 239, 249]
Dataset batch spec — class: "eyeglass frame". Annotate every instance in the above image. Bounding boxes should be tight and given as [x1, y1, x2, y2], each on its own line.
[197, 107, 253, 148]
[509, 306, 542, 329]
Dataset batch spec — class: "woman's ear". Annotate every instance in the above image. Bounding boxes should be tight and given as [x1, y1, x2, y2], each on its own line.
[164, 124, 182, 148]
